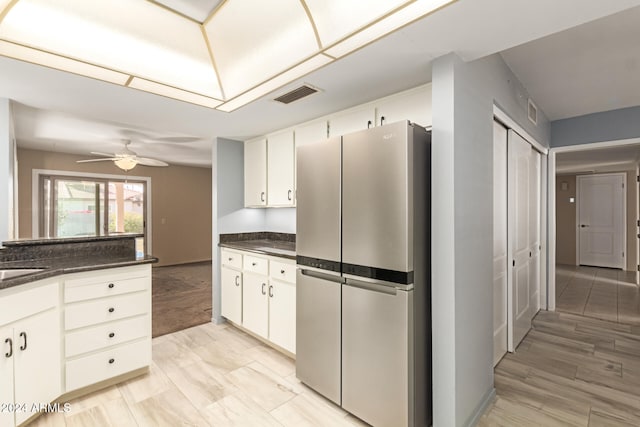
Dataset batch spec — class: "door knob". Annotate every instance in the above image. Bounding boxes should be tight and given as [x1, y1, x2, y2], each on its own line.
[580, 224, 589, 228]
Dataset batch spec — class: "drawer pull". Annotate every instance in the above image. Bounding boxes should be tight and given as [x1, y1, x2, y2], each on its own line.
[108, 332, 115, 338]
[252, 262, 257, 266]
[108, 283, 115, 289]
[19, 332, 27, 351]
[261, 283, 266, 295]
[108, 358, 115, 364]
[4, 338, 12, 358]
[280, 269, 285, 274]
[228, 257, 233, 261]
[108, 307, 115, 313]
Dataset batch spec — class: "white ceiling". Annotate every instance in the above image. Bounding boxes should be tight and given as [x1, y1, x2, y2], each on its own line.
[556, 143, 640, 174]
[2, 0, 640, 167]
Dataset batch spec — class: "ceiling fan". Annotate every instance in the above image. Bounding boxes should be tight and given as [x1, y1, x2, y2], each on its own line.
[76, 140, 169, 171]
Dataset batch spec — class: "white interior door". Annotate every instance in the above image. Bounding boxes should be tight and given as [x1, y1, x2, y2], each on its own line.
[508, 130, 538, 352]
[577, 173, 625, 269]
[637, 164, 639, 285]
[493, 121, 508, 366]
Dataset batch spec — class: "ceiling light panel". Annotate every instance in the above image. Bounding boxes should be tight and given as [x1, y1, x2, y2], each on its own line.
[205, 0, 318, 99]
[153, 0, 223, 22]
[0, 40, 131, 85]
[303, 0, 409, 48]
[129, 77, 222, 109]
[325, 0, 456, 58]
[0, 0, 222, 98]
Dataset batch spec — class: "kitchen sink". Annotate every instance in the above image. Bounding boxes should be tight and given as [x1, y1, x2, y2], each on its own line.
[0, 268, 46, 281]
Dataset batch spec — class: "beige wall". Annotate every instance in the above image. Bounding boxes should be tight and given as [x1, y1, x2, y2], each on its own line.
[17, 148, 212, 267]
[555, 171, 636, 271]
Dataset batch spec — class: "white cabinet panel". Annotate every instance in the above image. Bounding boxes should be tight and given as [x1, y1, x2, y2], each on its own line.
[221, 249, 243, 269]
[65, 292, 148, 330]
[65, 339, 150, 392]
[13, 308, 61, 425]
[328, 106, 375, 138]
[269, 259, 296, 284]
[65, 315, 149, 358]
[221, 266, 242, 324]
[244, 138, 267, 207]
[0, 325, 14, 427]
[267, 131, 295, 206]
[244, 254, 269, 275]
[268, 280, 296, 354]
[242, 273, 269, 339]
[375, 85, 432, 128]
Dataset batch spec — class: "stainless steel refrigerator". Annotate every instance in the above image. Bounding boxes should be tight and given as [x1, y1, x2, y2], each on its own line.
[296, 120, 431, 427]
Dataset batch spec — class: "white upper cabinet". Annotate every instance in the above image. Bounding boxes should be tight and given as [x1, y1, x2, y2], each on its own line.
[375, 84, 432, 128]
[295, 120, 328, 147]
[244, 138, 267, 207]
[267, 131, 295, 207]
[328, 105, 375, 138]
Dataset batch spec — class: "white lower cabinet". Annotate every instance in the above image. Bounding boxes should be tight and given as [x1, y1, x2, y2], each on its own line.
[221, 248, 296, 354]
[0, 281, 61, 427]
[242, 272, 269, 339]
[62, 264, 152, 393]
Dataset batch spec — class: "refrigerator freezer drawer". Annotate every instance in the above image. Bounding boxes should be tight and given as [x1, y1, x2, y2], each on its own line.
[296, 268, 342, 405]
[342, 282, 413, 427]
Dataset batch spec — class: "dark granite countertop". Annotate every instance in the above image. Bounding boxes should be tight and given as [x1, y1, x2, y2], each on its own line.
[219, 232, 295, 260]
[0, 233, 157, 290]
[1, 233, 144, 247]
[0, 255, 157, 290]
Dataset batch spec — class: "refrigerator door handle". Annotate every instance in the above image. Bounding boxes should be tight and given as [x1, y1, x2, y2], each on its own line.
[343, 273, 414, 292]
[300, 268, 345, 284]
[344, 278, 398, 296]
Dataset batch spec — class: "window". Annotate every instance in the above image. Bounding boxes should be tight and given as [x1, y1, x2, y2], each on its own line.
[39, 175, 147, 239]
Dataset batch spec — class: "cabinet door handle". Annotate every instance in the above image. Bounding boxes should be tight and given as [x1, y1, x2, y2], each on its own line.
[19, 332, 27, 351]
[380, 115, 386, 125]
[260, 192, 265, 202]
[287, 189, 292, 201]
[108, 307, 115, 313]
[235, 275, 240, 286]
[108, 283, 115, 289]
[268, 285, 274, 298]
[367, 120, 372, 129]
[4, 338, 12, 358]
[108, 332, 115, 338]
[108, 358, 115, 364]
[261, 283, 266, 295]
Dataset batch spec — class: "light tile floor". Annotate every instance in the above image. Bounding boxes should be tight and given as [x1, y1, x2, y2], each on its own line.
[556, 264, 640, 324]
[29, 323, 368, 427]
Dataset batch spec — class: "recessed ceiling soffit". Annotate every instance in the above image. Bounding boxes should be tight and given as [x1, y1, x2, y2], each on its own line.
[0, 0, 455, 111]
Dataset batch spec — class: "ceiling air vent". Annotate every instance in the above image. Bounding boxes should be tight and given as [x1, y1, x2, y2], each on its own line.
[274, 84, 319, 104]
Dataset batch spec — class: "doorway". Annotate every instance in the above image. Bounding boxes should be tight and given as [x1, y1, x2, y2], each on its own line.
[576, 173, 626, 269]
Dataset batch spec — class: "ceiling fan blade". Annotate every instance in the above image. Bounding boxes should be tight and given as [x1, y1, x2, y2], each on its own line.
[89, 151, 116, 157]
[136, 157, 169, 167]
[77, 158, 118, 163]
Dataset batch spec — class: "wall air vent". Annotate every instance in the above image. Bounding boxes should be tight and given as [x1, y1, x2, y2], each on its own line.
[273, 84, 319, 104]
[528, 99, 538, 125]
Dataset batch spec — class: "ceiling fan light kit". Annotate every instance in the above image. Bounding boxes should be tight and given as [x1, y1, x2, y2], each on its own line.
[76, 139, 169, 171]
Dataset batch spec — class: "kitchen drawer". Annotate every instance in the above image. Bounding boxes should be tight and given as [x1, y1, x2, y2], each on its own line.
[65, 292, 148, 330]
[221, 249, 243, 269]
[65, 314, 150, 358]
[65, 338, 151, 392]
[269, 260, 296, 284]
[244, 254, 268, 275]
[0, 281, 58, 326]
[64, 275, 149, 303]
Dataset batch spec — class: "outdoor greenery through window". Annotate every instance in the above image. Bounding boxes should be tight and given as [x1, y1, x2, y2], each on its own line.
[40, 175, 147, 238]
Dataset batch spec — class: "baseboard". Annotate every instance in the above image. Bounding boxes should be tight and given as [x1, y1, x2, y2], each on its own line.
[464, 387, 496, 427]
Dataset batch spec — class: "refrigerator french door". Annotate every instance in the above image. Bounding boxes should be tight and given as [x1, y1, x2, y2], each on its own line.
[296, 121, 431, 427]
[296, 136, 342, 405]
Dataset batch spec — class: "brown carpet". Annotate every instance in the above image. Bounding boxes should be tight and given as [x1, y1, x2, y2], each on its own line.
[152, 261, 212, 337]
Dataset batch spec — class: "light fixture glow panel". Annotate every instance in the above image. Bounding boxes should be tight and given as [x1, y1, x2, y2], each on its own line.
[0, 0, 455, 110]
